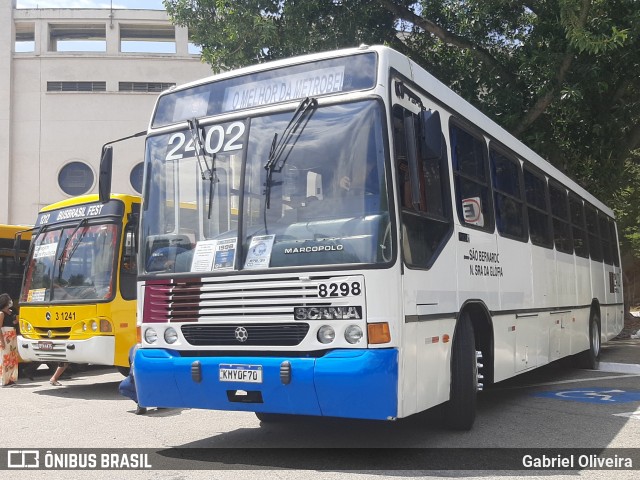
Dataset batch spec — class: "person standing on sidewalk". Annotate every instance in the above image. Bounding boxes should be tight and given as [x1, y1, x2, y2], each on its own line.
[0, 293, 19, 387]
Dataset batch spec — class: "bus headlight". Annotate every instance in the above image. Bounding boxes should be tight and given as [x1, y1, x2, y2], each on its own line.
[91, 320, 98, 332]
[344, 325, 363, 344]
[164, 327, 178, 344]
[317, 325, 335, 344]
[82, 323, 87, 332]
[144, 328, 158, 344]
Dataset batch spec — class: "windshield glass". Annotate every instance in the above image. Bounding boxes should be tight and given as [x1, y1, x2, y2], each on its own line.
[20, 223, 119, 303]
[141, 99, 391, 274]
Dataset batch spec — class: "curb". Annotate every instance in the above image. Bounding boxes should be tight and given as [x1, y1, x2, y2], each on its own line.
[598, 362, 640, 375]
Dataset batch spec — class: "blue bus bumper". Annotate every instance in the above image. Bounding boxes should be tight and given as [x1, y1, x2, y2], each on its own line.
[134, 348, 398, 420]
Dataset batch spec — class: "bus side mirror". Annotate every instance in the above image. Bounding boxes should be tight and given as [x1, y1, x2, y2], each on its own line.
[420, 110, 443, 160]
[13, 234, 22, 264]
[99, 146, 113, 203]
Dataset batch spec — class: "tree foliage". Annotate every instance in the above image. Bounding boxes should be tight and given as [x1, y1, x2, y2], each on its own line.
[164, 0, 640, 260]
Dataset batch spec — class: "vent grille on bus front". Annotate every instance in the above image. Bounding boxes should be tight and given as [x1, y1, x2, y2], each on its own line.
[144, 276, 325, 323]
[181, 323, 310, 346]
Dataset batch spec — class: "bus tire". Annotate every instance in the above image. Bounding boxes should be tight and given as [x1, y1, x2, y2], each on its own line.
[117, 366, 131, 377]
[575, 312, 601, 370]
[444, 312, 477, 430]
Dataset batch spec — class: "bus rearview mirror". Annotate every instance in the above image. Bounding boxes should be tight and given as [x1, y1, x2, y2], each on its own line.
[420, 110, 443, 160]
[99, 146, 113, 203]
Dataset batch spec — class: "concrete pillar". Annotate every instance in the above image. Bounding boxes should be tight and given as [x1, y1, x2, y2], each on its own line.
[0, 1, 16, 222]
[175, 26, 189, 56]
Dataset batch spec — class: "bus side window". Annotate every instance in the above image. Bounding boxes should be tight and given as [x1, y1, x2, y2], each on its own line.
[569, 194, 589, 258]
[549, 182, 573, 254]
[393, 105, 452, 268]
[490, 147, 526, 241]
[450, 123, 493, 231]
[523, 166, 553, 248]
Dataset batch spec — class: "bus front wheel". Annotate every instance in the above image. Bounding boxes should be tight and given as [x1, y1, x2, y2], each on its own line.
[444, 312, 477, 430]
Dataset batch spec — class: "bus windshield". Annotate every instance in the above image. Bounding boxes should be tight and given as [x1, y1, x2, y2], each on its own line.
[21, 223, 119, 303]
[141, 99, 391, 274]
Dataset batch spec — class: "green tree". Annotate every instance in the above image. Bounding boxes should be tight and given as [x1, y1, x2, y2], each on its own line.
[165, 0, 640, 260]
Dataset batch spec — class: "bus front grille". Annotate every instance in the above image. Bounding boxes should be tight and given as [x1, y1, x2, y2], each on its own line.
[181, 323, 310, 346]
[144, 276, 340, 323]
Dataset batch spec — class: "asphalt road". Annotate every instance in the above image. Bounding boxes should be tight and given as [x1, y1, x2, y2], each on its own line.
[2, 341, 639, 480]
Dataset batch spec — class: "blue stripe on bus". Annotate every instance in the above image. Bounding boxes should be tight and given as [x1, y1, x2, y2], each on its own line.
[134, 348, 398, 420]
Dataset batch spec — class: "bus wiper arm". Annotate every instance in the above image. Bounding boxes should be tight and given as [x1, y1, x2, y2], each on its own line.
[24, 223, 51, 265]
[264, 97, 317, 209]
[58, 218, 89, 277]
[187, 118, 219, 219]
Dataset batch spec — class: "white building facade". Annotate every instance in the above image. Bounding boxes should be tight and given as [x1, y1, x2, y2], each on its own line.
[1, 1, 213, 224]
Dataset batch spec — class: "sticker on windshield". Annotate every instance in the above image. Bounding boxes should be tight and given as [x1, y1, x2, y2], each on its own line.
[33, 242, 58, 259]
[27, 289, 46, 302]
[213, 238, 237, 270]
[244, 235, 275, 270]
[190, 240, 217, 272]
[190, 238, 238, 272]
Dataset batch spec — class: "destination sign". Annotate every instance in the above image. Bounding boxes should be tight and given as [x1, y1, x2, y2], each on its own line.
[152, 52, 377, 127]
[36, 200, 125, 227]
[222, 67, 345, 112]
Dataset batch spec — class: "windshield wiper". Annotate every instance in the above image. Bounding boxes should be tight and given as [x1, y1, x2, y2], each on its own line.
[263, 97, 318, 231]
[24, 223, 51, 266]
[187, 118, 219, 219]
[58, 218, 89, 278]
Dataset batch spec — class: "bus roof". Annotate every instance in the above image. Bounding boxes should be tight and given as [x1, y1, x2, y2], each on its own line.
[39, 194, 141, 213]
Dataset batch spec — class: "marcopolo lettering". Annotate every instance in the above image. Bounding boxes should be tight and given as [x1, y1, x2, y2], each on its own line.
[285, 244, 344, 254]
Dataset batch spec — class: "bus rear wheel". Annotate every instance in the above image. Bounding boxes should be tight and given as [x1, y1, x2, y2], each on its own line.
[444, 312, 477, 430]
[575, 312, 601, 370]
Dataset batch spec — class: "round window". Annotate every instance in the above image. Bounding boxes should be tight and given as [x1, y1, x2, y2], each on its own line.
[130, 162, 144, 194]
[58, 161, 95, 196]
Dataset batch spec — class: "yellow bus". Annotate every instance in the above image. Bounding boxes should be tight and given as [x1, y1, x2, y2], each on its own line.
[17, 194, 140, 375]
[0, 224, 32, 302]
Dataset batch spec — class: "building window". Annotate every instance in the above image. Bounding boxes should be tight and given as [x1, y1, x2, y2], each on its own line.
[120, 24, 176, 53]
[58, 162, 95, 196]
[47, 82, 106, 92]
[130, 162, 144, 194]
[119, 82, 175, 93]
[15, 23, 35, 53]
[49, 24, 106, 52]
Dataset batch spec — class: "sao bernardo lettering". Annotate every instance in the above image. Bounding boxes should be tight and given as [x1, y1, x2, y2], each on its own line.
[466, 248, 503, 277]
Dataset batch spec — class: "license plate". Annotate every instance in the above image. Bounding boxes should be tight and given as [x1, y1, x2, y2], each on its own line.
[38, 341, 54, 351]
[219, 364, 263, 383]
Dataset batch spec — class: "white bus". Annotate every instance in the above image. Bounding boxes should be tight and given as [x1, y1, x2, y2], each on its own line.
[123, 45, 623, 429]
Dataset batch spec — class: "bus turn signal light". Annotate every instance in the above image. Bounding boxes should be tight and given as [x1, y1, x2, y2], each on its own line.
[368, 322, 390, 344]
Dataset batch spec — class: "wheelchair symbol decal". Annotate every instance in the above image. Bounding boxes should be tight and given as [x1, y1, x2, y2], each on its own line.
[534, 388, 640, 404]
